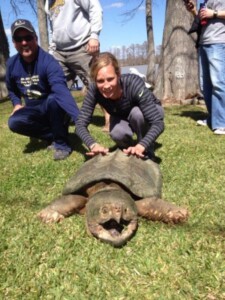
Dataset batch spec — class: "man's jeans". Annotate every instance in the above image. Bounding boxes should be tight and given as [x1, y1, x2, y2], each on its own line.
[8, 96, 71, 152]
[199, 44, 225, 130]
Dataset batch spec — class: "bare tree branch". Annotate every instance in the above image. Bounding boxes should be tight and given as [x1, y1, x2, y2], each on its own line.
[9, 0, 37, 17]
[120, 0, 144, 23]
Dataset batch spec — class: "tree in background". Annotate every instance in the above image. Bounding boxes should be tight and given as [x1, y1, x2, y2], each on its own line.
[122, 0, 155, 86]
[0, 9, 9, 100]
[37, 0, 49, 51]
[108, 41, 148, 66]
[154, 0, 199, 103]
[145, 0, 156, 88]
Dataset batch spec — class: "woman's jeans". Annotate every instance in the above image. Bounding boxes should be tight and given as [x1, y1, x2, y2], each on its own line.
[199, 44, 225, 130]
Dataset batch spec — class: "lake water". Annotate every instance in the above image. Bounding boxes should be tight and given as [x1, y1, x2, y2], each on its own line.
[122, 64, 147, 75]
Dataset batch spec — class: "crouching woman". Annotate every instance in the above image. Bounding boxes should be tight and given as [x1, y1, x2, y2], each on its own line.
[76, 52, 164, 160]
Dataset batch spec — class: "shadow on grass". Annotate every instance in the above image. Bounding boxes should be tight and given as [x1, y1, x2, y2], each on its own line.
[23, 138, 49, 153]
[22, 127, 163, 165]
[177, 110, 208, 122]
[153, 142, 162, 164]
[22, 130, 86, 155]
[69, 132, 87, 154]
[91, 115, 105, 128]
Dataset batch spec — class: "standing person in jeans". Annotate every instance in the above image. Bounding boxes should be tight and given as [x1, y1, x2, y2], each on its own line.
[184, 0, 225, 134]
[45, 0, 110, 132]
[6, 19, 80, 160]
[76, 52, 164, 160]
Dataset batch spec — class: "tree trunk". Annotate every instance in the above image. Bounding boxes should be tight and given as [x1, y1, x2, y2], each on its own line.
[0, 10, 9, 100]
[37, 0, 49, 51]
[154, 0, 199, 104]
[146, 0, 155, 87]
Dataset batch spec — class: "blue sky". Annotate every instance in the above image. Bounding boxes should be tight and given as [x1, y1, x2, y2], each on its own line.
[2, 0, 166, 56]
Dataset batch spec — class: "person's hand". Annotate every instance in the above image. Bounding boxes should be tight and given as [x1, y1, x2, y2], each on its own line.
[183, 0, 197, 15]
[86, 143, 109, 157]
[86, 39, 100, 54]
[123, 144, 146, 159]
[199, 8, 214, 20]
[11, 104, 24, 116]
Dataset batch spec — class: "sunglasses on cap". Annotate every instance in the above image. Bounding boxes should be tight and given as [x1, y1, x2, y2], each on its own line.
[13, 35, 35, 43]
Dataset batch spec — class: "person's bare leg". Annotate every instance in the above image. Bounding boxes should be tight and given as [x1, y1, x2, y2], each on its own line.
[102, 107, 110, 132]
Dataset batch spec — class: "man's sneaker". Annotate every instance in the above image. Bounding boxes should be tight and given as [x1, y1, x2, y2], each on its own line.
[54, 149, 70, 160]
[196, 119, 207, 126]
[47, 142, 55, 151]
[214, 128, 225, 135]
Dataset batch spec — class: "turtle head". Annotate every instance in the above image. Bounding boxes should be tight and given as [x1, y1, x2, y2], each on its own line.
[86, 188, 138, 247]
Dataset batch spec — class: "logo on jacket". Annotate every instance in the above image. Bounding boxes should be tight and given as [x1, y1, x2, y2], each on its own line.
[49, 0, 65, 17]
[21, 75, 39, 87]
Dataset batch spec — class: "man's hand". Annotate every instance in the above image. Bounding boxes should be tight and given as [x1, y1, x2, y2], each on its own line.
[11, 104, 24, 116]
[86, 143, 109, 157]
[199, 8, 215, 20]
[183, 0, 197, 16]
[86, 39, 100, 54]
[123, 144, 146, 159]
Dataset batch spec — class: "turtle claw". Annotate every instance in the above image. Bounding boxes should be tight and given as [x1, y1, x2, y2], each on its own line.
[165, 208, 189, 224]
[37, 208, 65, 223]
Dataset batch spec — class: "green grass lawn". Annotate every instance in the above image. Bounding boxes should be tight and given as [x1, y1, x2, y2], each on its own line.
[0, 97, 224, 299]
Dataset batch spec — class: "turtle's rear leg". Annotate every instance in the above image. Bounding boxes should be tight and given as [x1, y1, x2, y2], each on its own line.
[136, 197, 189, 224]
[37, 195, 88, 223]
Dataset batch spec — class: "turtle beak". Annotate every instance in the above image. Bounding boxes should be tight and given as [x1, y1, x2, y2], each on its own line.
[112, 204, 123, 223]
[87, 218, 138, 247]
[86, 189, 138, 247]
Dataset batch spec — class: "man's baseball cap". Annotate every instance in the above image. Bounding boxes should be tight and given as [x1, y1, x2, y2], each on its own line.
[11, 19, 36, 37]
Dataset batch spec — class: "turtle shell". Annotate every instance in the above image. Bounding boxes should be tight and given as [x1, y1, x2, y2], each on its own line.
[63, 149, 162, 198]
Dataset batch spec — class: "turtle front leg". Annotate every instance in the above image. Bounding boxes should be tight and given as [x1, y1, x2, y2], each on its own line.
[37, 194, 88, 223]
[136, 197, 189, 224]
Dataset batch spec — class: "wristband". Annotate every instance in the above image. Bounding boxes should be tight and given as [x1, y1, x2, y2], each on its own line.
[90, 143, 97, 150]
[213, 10, 218, 18]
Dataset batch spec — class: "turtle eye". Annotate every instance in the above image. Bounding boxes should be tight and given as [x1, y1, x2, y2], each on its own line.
[101, 207, 108, 214]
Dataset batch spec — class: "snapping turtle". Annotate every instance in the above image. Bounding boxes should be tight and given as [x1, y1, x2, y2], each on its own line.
[38, 150, 188, 246]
